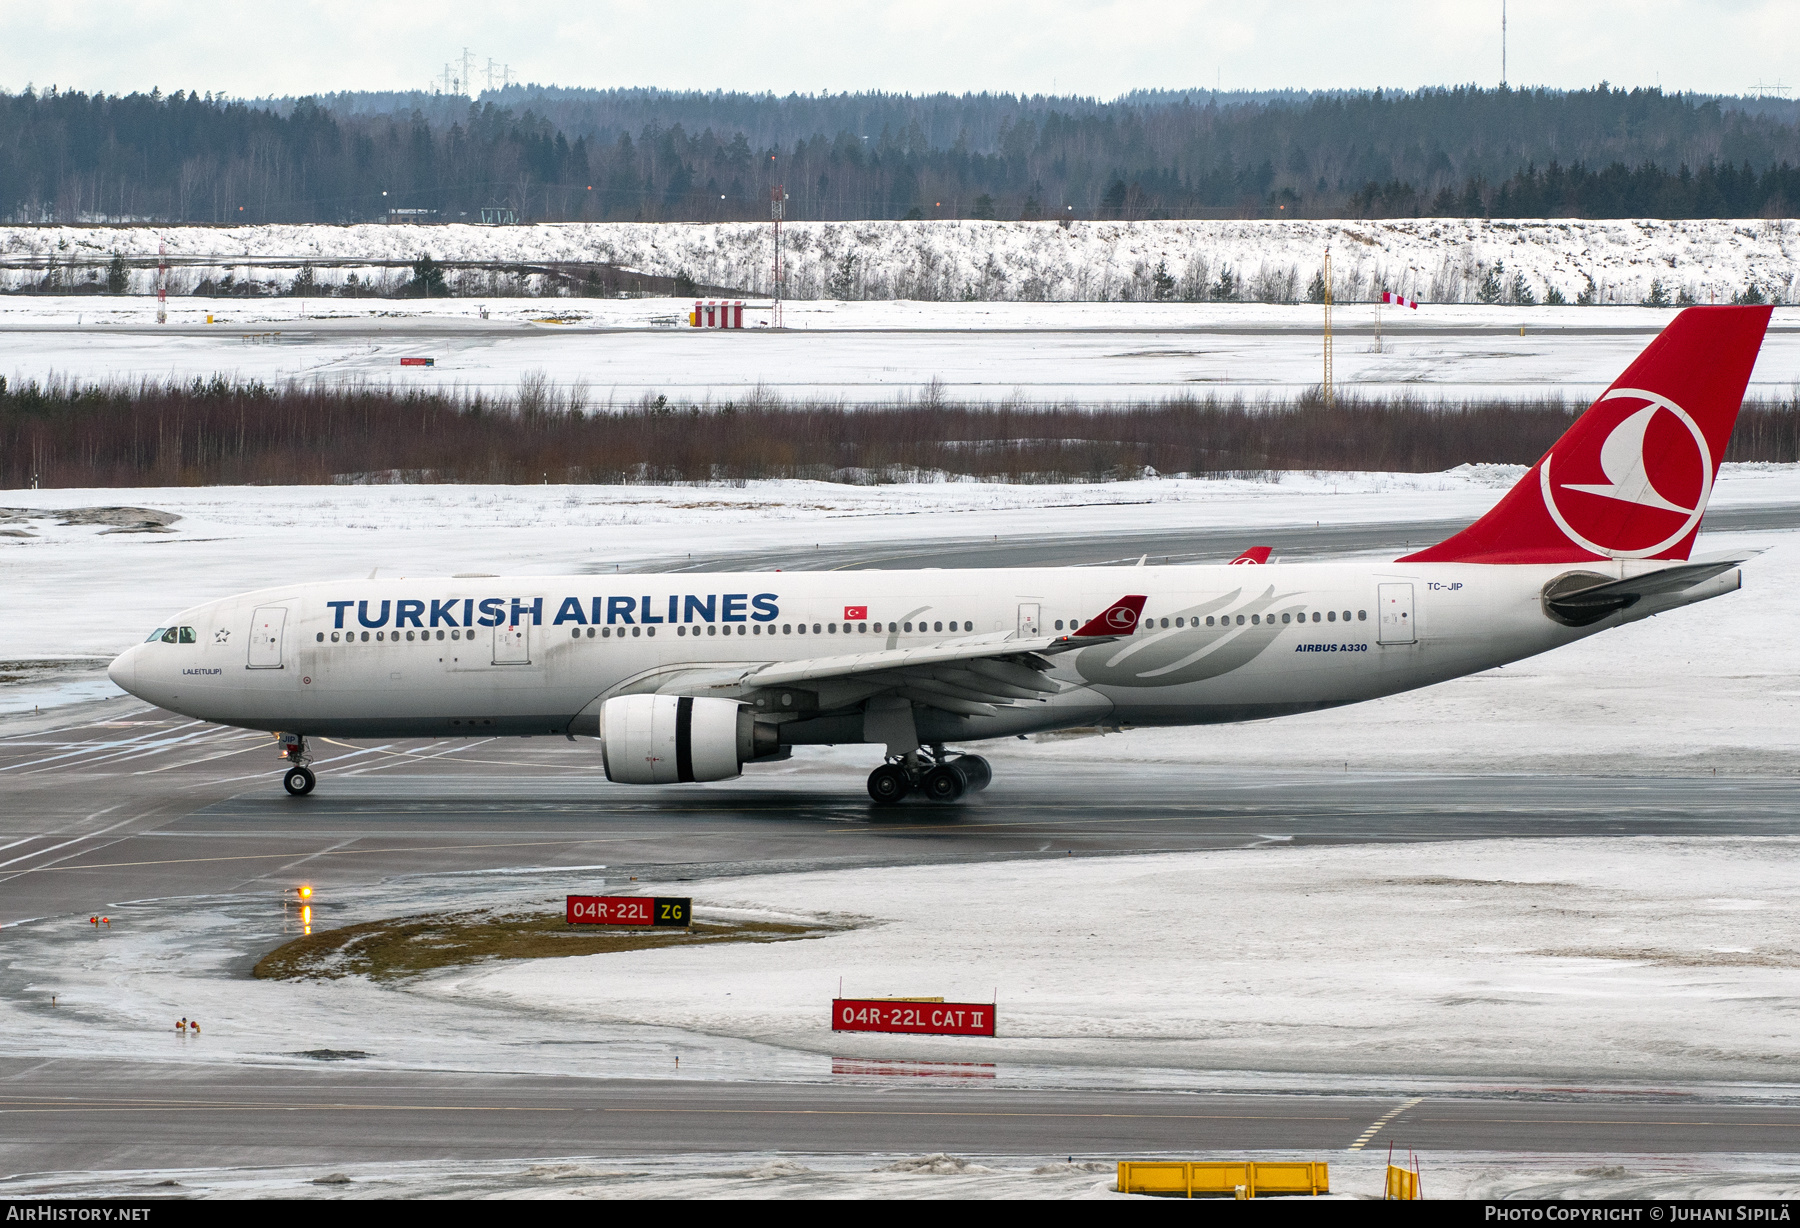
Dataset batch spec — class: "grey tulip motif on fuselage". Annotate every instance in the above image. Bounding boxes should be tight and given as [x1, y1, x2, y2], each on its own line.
[1073, 586, 1308, 687]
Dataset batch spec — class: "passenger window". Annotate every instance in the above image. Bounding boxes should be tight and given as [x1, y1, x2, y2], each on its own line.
[782, 624, 791, 634]
[632, 627, 641, 637]
[361, 631, 370, 642]
[904, 622, 912, 632]
[1312, 612, 1321, 623]
[1205, 616, 1215, 627]
[179, 626, 196, 644]
[1235, 615, 1245, 626]
[146, 628, 168, 642]
[737, 625, 746, 635]
[331, 632, 340, 642]
[316, 632, 324, 642]
[1282, 613, 1291, 624]
[933, 621, 942, 632]
[812, 623, 820, 634]
[572, 628, 582, 639]
[1251, 614, 1260, 625]
[647, 626, 655, 636]
[1328, 610, 1337, 622]
[858, 623, 867, 633]
[1357, 610, 1367, 621]
[406, 631, 416, 641]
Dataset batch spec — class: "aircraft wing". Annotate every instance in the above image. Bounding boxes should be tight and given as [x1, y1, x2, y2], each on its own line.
[663, 594, 1146, 717]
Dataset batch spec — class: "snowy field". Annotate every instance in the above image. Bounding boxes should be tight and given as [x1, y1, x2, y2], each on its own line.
[5, 466, 1800, 777]
[8, 835, 1800, 1197]
[2, 296, 1797, 403]
[9, 1150, 1800, 1200]
[4, 217, 1797, 305]
[11, 833, 1800, 1092]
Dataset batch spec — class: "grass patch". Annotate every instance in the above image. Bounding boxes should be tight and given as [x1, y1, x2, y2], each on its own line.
[253, 907, 837, 982]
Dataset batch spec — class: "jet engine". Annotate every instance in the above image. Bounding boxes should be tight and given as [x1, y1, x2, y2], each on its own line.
[600, 694, 774, 784]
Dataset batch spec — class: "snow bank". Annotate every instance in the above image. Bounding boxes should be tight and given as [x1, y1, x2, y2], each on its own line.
[4, 217, 1795, 304]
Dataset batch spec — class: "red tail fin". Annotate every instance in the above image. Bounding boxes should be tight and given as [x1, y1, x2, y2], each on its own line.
[1401, 306, 1772, 564]
[1229, 546, 1273, 565]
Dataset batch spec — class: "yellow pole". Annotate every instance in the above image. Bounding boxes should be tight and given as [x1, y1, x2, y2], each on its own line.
[1322, 246, 1333, 406]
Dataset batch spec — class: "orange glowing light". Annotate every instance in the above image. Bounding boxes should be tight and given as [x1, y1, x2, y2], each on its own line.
[298, 885, 313, 900]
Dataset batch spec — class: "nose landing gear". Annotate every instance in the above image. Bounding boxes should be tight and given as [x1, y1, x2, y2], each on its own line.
[278, 733, 316, 797]
[866, 747, 991, 806]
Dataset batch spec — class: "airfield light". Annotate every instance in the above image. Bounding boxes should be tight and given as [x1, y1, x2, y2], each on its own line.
[298, 885, 313, 901]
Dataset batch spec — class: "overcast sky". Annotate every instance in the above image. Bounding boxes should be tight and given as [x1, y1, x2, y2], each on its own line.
[0, 1, 1792, 101]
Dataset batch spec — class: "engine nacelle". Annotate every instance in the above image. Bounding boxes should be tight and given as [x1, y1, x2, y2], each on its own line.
[600, 694, 755, 784]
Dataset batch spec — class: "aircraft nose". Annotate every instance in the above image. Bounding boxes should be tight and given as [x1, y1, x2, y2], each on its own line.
[107, 646, 137, 695]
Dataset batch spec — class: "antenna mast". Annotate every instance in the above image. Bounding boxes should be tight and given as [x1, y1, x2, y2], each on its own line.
[1501, 1, 1507, 87]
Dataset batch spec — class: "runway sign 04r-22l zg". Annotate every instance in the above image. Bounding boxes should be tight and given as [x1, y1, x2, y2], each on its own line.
[566, 895, 691, 927]
[832, 999, 997, 1037]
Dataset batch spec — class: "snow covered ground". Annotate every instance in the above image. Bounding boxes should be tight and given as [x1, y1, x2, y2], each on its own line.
[7, 1150, 1799, 1200]
[4, 466, 1800, 778]
[4, 217, 1796, 305]
[2, 296, 1796, 403]
[7, 838, 1800, 1113]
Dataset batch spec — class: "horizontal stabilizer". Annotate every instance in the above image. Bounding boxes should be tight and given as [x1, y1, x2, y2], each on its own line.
[1544, 556, 1748, 625]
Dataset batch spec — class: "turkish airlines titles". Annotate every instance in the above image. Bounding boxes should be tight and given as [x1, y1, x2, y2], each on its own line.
[323, 592, 784, 631]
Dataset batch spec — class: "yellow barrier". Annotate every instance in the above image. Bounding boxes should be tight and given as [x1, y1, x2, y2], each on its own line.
[1116, 1160, 1329, 1198]
[1386, 1164, 1422, 1200]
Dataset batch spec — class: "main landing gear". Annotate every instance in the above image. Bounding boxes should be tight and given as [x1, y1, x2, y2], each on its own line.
[867, 747, 992, 806]
[278, 732, 316, 797]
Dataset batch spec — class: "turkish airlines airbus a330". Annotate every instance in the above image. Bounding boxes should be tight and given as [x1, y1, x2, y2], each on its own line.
[107, 306, 1772, 804]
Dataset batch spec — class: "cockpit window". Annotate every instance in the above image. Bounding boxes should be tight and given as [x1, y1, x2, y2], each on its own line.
[159, 628, 179, 644]
[146, 628, 168, 643]
[178, 626, 196, 644]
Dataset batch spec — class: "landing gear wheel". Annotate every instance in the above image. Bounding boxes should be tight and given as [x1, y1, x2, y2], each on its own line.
[867, 763, 913, 805]
[283, 766, 316, 797]
[921, 764, 966, 803]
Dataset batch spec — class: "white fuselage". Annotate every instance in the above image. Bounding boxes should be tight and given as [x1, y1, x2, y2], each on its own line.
[107, 558, 1733, 750]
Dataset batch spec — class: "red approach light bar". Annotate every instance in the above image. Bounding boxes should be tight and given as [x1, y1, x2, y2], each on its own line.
[400, 357, 435, 367]
[832, 998, 997, 1037]
[567, 895, 691, 927]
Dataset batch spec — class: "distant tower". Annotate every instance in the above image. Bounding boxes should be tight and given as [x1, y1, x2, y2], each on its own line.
[461, 48, 475, 97]
[1501, 0, 1508, 87]
[156, 238, 167, 325]
[771, 184, 785, 329]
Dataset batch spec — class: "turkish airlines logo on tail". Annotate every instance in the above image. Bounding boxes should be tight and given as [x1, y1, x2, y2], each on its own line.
[1540, 388, 1712, 559]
